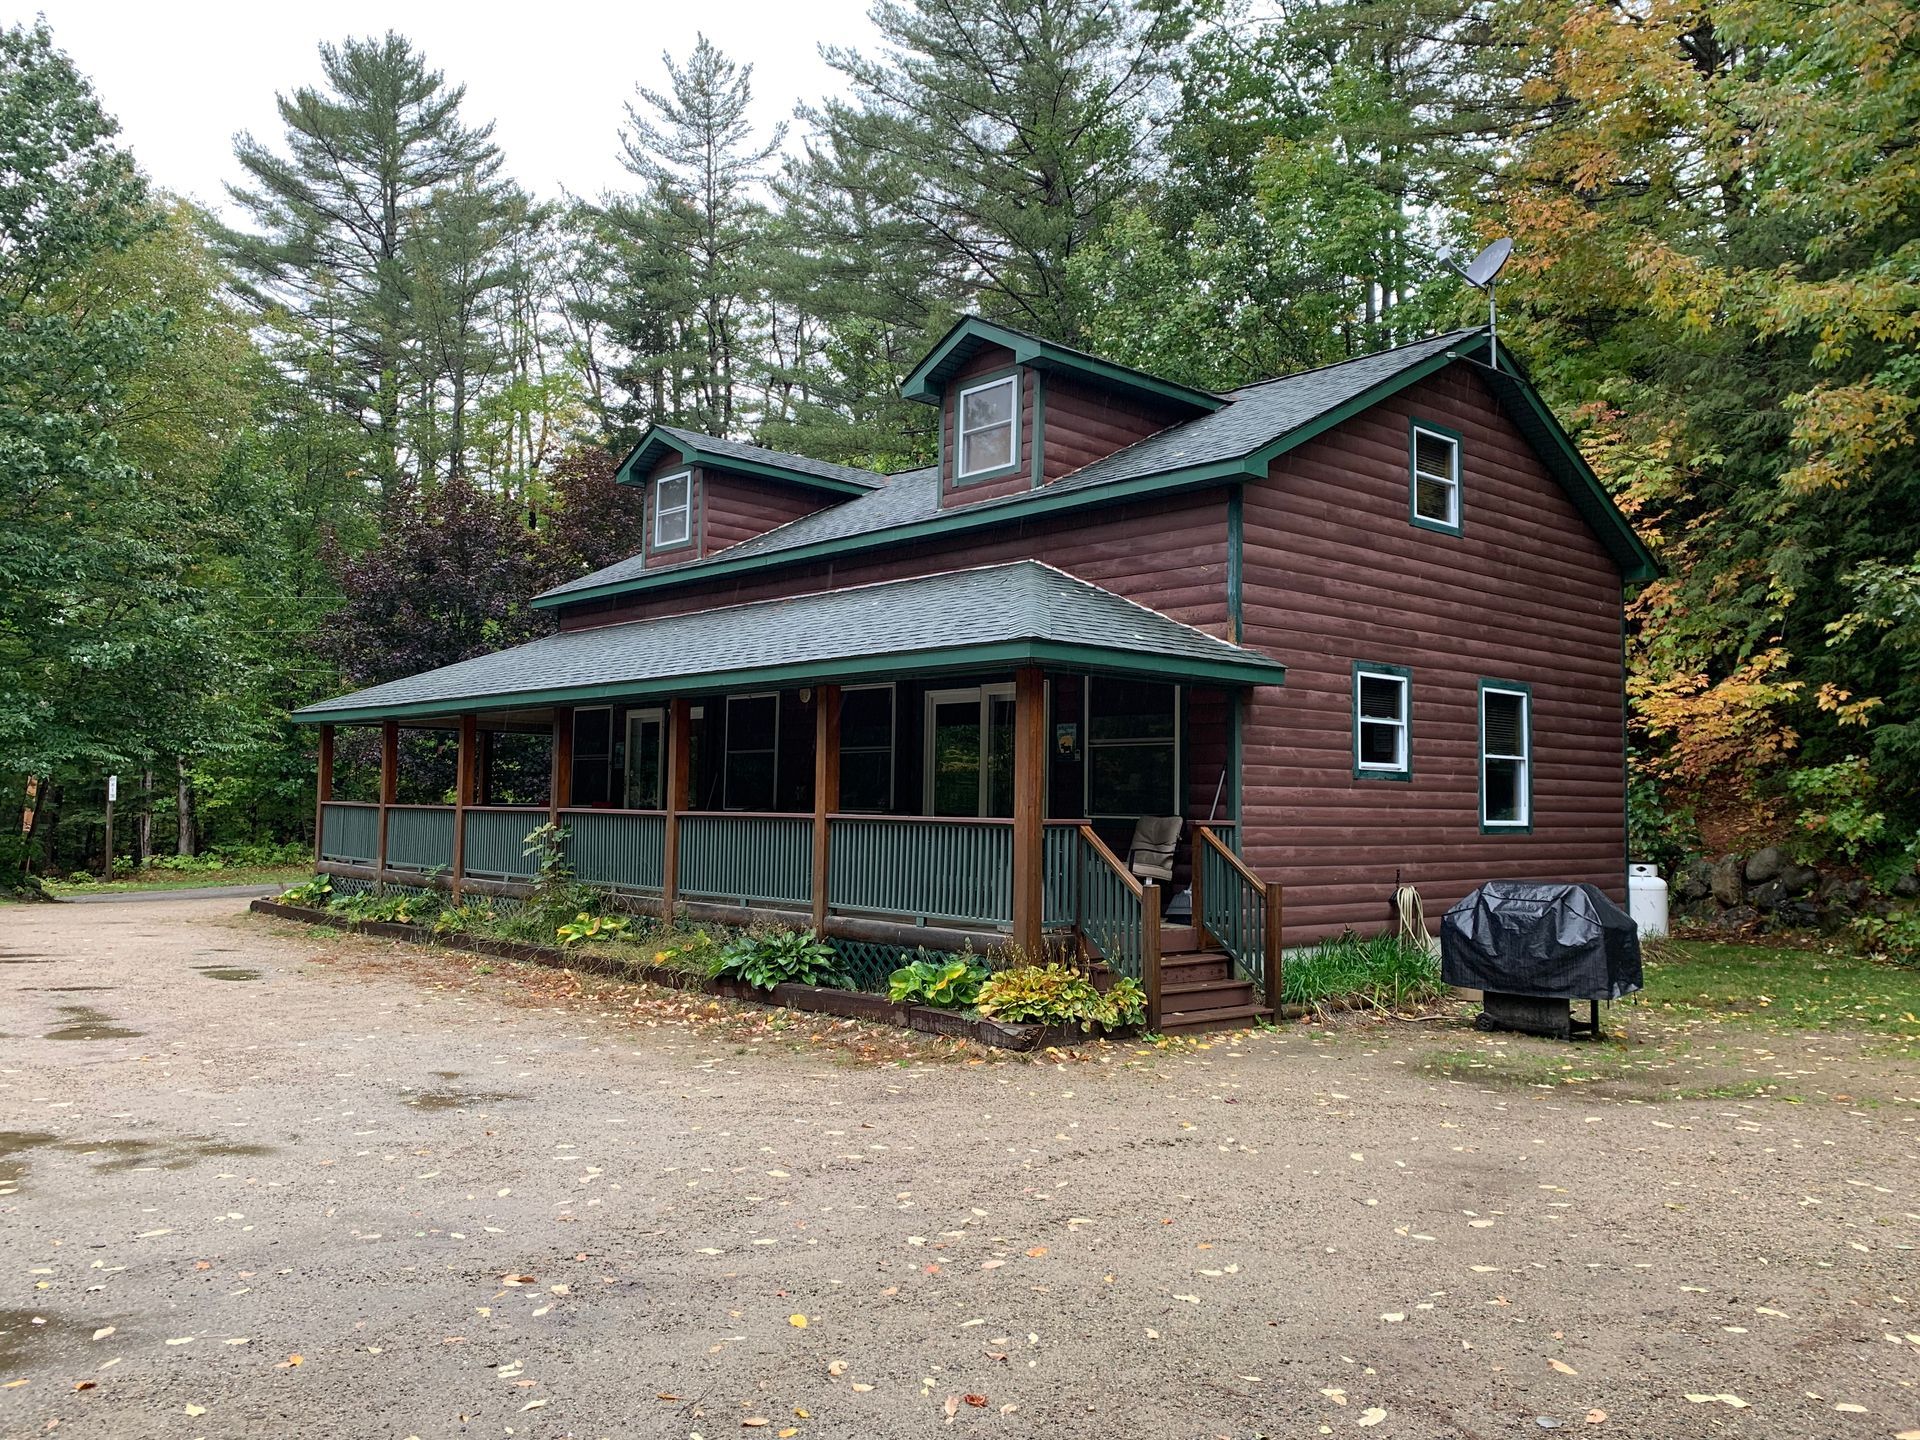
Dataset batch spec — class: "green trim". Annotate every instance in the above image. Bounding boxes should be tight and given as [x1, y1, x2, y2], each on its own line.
[1226, 490, 1244, 640]
[901, 315, 1225, 412]
[1227, 692, 1243, 824]
[1352, 661, 1413, 783]
[293, 640, 1288, 726]
[1408, 416, 1464, 537]
[1477, 677, 1534, 835]
[1029, 368, 1046, 487]
[949, 368, 1025, 488]
[613, 427, 874, 497]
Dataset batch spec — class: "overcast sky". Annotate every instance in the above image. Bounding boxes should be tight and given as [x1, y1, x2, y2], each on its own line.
[33, 1, 880, 215]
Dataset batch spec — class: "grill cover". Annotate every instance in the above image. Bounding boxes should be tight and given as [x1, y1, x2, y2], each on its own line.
[1440, 881, 1643, 1001]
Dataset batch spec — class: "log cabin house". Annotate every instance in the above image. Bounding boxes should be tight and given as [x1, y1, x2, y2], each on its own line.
[294, 317, 1655, 1033]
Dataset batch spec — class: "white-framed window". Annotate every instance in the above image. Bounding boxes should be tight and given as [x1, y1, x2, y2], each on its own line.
[653, 469, 692, 549]
[723, 692, 779, 811]
[1353, 665, 1410, 779]
[956, 374, 1019, 479]
[1410, 422, 1461, 532]
[837, 684, 895, 813]
[1479, 683, 1531, 829]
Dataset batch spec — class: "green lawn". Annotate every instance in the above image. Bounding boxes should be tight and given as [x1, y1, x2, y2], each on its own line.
[1413, 936, 1920, 1099]
[43, 863, 312, 897]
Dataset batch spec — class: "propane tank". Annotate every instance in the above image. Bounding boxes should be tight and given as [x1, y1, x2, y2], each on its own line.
[1628, 863, 1669, 939]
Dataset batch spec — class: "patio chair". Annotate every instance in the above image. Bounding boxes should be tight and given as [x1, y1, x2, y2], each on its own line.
[1126, 816, 1182, 884]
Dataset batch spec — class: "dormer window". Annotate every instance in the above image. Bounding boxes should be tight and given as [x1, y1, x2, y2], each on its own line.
[957, 374, 1019, 479]
[653, 470, 692, 549]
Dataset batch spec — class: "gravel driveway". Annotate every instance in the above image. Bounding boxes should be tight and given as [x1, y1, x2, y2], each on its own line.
[1, 896, 1916, 1439]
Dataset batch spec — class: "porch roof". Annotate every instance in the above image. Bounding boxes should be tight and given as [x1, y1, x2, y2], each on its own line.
[293, 561, 1287, 725]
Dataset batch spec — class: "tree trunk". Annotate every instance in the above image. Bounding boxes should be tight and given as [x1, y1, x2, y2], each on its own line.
[176, 757, 196, 858]
[136, 768, 153, 866]
[32, 779, 60, 877]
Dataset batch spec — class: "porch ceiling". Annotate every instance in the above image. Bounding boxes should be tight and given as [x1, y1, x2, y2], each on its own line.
[293, 561, 1287, 725]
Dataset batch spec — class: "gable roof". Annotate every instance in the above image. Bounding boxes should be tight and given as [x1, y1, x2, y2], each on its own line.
[612, 423, 884, 495]
[900, 315, 1227, 414]
[293, 561, 1287, 724]
[539, 327, 1655, 610]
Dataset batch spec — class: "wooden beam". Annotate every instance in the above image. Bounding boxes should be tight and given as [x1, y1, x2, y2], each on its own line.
[811, 684, 841, 932]
[1011, 665, 1046, 958]
[450, 715, 477, 902]
[549, 707, 573, 825]
[314, 725, 334, 869]
[662, 697, 691, 923]
[1142, 881, 1163, 1030]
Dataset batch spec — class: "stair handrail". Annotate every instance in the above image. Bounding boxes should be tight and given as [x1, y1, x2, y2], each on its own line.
[1192, 825, 1283, 1016]
[1077, 824, 1161, 1030]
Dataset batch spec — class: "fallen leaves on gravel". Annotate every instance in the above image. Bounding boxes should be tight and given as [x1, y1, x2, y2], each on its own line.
[1357, 1407, 1387, 1427]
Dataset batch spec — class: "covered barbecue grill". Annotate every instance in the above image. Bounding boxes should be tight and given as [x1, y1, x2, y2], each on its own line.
[1440, 881, 1643, 1038]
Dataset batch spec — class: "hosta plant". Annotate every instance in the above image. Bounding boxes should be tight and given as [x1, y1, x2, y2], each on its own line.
[556, 911, 632, 947]
[975, 963, 1121, 1029]
[708, 927, 850, 991]
[280, 874, 332, 907]
[887, 956, 989, 1009]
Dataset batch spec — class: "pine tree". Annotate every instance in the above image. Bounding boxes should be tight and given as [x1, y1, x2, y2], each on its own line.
[220, 32, 503, 504]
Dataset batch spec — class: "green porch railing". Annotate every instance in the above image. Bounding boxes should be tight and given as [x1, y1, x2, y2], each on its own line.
[385, 806, 455, 873]
[565, 809, 666, 892]
[319, 802, 378, 865]
[679, 813, 812, 908]
[828, 817, 1013, 926]
[1074, 826, 1161, 1025]
[1193, 825, 1281, 1009]
[1042, 822, 1079, 927]
[461, 807, 547, 882]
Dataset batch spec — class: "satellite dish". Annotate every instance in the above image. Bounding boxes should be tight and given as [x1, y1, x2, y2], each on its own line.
[1461, 237, 1512, 289]
[1432, 236, 1516, 369]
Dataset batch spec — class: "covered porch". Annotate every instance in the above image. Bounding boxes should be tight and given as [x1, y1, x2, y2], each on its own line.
[298, 563, 1288, 1028]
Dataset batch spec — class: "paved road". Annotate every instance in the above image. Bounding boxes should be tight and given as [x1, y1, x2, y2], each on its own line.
[55, 884, 288, 905]
[1, 898, 1916, 1439]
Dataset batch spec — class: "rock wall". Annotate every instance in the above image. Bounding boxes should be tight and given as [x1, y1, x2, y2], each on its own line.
[1671, 844, 1918, 932]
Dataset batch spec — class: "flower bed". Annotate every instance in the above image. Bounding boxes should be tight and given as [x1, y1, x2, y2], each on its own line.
[250, 898, 1113, 1052]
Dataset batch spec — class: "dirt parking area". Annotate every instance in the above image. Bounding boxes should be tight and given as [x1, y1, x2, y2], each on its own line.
[1, 896, 1916, 1439]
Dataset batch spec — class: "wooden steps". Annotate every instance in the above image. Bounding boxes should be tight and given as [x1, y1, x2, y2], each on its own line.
[1155, 948, 1274, 1034]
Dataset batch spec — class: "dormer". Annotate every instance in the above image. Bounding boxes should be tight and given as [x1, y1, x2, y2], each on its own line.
[613, 425, 882, 568]
[901, 317, 1226, 510]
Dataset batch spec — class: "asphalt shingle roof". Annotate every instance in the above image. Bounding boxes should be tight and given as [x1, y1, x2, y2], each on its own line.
[537, 328, 1482, 604]
[295, 562, 1286, 722]
[652, 425, 885, 489]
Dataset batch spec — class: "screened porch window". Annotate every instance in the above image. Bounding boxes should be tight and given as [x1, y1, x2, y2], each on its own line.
[838, 684, 895, 812]
[1480, 683, 1531, 828]
[724, 693, 779, 810]
[1086, 678, 1179, 817]
[956, 374, 1018, 478]
[653, 469, 692, 549]
[570, 706, 613, 806]
[1353, 665, 1410, 780]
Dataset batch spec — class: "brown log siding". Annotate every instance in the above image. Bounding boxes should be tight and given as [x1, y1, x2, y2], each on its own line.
[1040, 373, 1185, 482]
[1237, 364, 1627, 945]
[558, 489, 1233, 638]
[703, 470, 831, 554]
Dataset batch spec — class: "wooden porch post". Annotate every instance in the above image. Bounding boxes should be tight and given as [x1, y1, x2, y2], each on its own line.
[1011, 665, 1046, 958]
[549, 707, 573, 825]
[662, 696, 691, 923]
[450, 715, 477, 901]
[1142, 880, 1163, 1030]
[376, 720, 399, 885]
[313, 725, 334, 869]
[1264, 882, 1284, 1020]
[812, 684, 840, 932]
